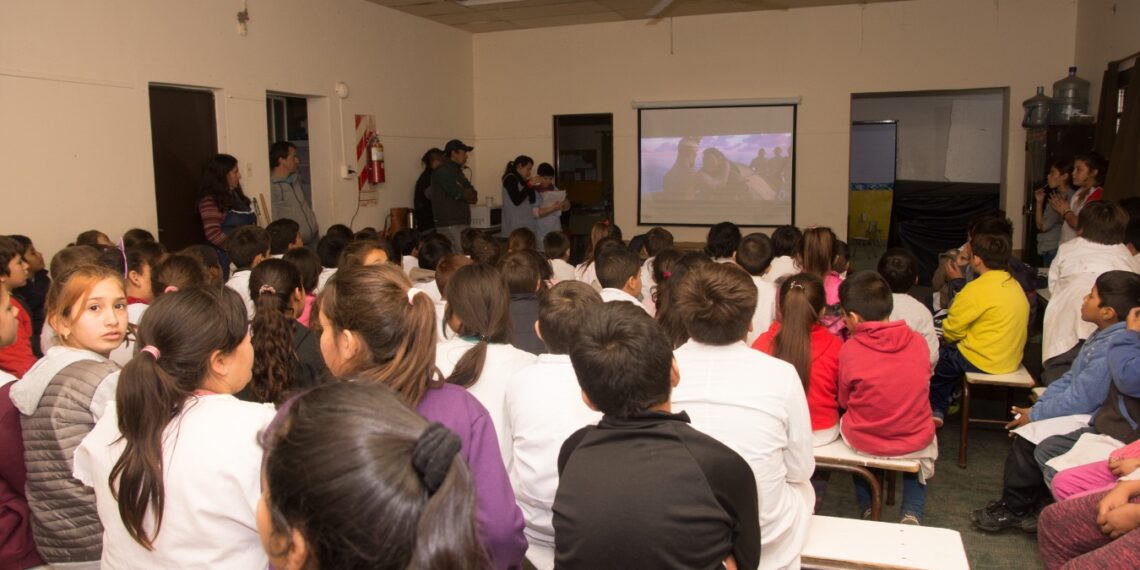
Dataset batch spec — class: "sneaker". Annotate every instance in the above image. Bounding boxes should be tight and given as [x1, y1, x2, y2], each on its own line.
[932, 411, 945, 428]
[947, 401, 961, 417]
[970, 501, 1037, 533]
[900, 513, 921, 525]
[861, 507, 873, 520]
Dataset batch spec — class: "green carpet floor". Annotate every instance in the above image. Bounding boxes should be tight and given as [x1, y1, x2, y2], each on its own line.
[816, 399, 1044, 569]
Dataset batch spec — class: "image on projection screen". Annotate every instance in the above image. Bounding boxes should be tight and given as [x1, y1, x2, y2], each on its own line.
[638, 105, 795, 226]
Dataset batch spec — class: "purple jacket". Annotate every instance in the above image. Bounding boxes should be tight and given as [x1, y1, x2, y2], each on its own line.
[418, 383, 527, 569]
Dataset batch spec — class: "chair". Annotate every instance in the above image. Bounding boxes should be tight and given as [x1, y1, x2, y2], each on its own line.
[958, 366, 1036, 468]
[814, 440, 921, 521]
[801, 515, 969, 569]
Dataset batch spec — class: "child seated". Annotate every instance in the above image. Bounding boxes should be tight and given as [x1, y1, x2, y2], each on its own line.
[0, 237, 36, 378]
[971, 271, 1140, 533]
[499, 251, 546, 355]
[314, 235, 347, 293]
[554, 301, 759, 570]
[753, 273, 842, 446]
[411, 235, 450, 303]
[931, 232, 1029, 426]
[638, 227, 674, 314]
[281, 247, 321, 327]
[838, 271, 936, 524]
[670, 262, 813, 569]
[543, 232, 576, 282]
[797, 227, 845, 335]
[392, 227, 420, 275]
[1045, 201, 1138, 361]
[574, 222, 621, 288]
[224, 225, 271, 317]
[508, 228, 537, 253]
[437, 264, 537, 463]
[878, 248, 939, 367]
[736, 232, 777, 344]
[504, 281, 604, 569]
[596, 246, 646, 313]
[705, 221, 742, 264]
[1052, 308, 1140, 501]
[258, 382, 490, 569]
[266, 218, 302, 258]
[1038, 479, 1140, 569]
[434, 252, 472, 339]
[763, 225, 801, 283]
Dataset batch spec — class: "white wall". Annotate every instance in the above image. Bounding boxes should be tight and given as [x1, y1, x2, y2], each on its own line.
[0, 0, 473, 256]
[472, 0, 1078, 246]
[851, 91, 1005, 183]
[1077, 0, 1140, 107]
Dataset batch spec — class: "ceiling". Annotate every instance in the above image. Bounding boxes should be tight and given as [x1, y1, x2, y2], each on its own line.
[367, 0, 906, 33]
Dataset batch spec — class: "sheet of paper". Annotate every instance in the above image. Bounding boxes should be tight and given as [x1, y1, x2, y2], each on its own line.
[1012, 414, 1091, 445]
[1046, 432, 1125, 473]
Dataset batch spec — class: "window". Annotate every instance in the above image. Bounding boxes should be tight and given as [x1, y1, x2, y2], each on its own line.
[1117, 66, 1132, 133]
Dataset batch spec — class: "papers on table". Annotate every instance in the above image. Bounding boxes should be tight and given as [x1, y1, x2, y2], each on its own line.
[1012, 414, 1091, 445]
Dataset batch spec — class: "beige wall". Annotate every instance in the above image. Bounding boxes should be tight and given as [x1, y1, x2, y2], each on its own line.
[472, 0, 1078, 246]
[1, 0, 473, 256]
[1077, 0, 1140, 107]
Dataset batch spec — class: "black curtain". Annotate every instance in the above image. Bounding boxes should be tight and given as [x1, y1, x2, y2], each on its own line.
[889, 181, 1000, 285]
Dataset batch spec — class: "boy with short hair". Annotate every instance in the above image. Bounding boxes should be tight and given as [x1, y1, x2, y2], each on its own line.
[543, 231, 576, 282]
[504, 281, 604, 569]
[0, 237, 36, 378]
[411, 234, 451, 303]
[878, 248, 939, 367]
[764, 225, 802, 283]
[671, 262, 813, 569]
[838, 271, 936, 524]
[265, 218, 302, 258]
[736, 232, 777, 344]
[596, 247, 647, 313]
[500, 251, 546, 355]
[554, 301, 760, 570]
[224, 225, 270, 317]
[930, 232, 1029, 426]
[314, 235, 347, 293]
[706, 221, 742, 263]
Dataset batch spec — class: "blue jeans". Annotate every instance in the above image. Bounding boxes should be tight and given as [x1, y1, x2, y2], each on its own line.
[854, 472, 927, 520]
[929, 344, 983, 417]
[1041, 249, 1057, 268]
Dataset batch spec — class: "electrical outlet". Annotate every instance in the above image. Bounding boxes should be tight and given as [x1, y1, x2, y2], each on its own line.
[339, 165, 354, 180]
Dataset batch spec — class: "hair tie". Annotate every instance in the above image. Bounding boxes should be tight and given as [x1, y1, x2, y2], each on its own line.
[789, 282, 805, 290]
[407, 288, 425, 305]
[163, 285, 178, 294]
[141, 345, 161, 360]
[258, 284, 277, 296]
[662, 271, 672, 279]
[411, 423, 461, 494]
[478, 335, 491, 343]
[117, 238, 129, 278]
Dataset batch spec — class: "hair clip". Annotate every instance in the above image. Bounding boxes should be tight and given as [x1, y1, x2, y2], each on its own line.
[258, 284, 277, 296]
[789, 282, 805, 290]
[662, 271, 672, 279]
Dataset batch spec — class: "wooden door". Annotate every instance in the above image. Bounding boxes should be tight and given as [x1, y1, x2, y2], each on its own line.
[148, 85, 217, 250]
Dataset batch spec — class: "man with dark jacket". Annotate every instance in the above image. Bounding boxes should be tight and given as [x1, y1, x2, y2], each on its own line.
[430, 139, 477, 251]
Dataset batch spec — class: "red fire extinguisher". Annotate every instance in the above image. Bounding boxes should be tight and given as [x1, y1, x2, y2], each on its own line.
[368, 135, 386, 184]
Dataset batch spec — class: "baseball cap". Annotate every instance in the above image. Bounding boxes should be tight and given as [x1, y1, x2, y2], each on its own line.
[444, 139, 474, 154]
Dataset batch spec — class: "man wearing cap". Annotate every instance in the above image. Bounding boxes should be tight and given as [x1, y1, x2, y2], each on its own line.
[430, 139, 478, 250]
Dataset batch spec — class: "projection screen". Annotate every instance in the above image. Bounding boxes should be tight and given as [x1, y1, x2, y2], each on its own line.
[638, 103, 796, 227]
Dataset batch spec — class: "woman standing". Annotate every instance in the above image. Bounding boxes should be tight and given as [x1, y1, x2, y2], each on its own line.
[500, 156, 536, 238]
[198, 154, 257, 278]
[414, 148, 443, 233]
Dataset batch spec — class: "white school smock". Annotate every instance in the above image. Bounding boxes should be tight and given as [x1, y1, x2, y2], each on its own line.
[1044, 237, 1139, 361]
[747, 276, 777, 345]
[672, 340, 815, 570]
[599, 288, 649, 314]
[435, 337, 537, 466]
[890, 293, 939, 368]
[74, 395, 275, 570]
[503, 354, 602, 570]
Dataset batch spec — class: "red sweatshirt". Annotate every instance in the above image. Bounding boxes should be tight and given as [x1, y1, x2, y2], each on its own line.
[0, 299, 37, 379]
[752, 322, 842, 432]
[837, 320, 934, 456]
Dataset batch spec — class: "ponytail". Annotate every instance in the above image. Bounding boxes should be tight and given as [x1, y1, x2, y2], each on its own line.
[249, 260, 303, 404]
[798, 227, 837, 279]
[772, 273, 826, 391]
[111, 287, 248, 549]
[319, 264, 442, 407]
[442, 264, 513, 389]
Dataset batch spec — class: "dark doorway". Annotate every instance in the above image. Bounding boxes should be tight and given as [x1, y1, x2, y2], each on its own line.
[553, 113, 613, 264]
[149, 85, 218, 250]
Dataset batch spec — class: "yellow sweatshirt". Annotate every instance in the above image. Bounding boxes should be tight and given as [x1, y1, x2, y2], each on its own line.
[942, 269, 1029, 374]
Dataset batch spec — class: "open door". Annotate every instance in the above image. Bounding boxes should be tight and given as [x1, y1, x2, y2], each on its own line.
[149, 85, 218, 250]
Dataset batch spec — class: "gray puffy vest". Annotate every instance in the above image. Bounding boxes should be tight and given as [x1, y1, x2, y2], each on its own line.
[22, 359, 117, 564]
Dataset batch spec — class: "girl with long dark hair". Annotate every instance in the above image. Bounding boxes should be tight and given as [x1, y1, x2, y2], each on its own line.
[198, 154, 256, 278]
[500, 155, 536, 237]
